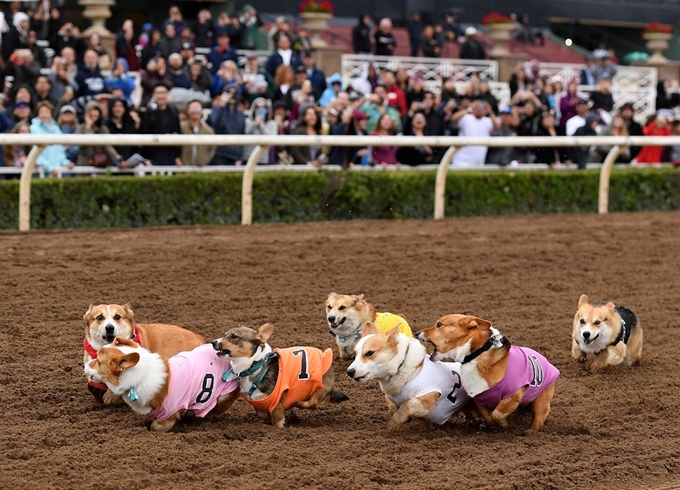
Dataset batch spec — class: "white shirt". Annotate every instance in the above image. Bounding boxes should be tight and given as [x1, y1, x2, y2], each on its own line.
[278, 49, 292, 66]
[566, 115, 586, 136]
[386, 358, 469, 425]
[452, 114, 493, 167]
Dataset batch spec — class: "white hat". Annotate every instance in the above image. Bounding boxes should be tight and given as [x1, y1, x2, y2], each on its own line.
[465, 26, 479, 37]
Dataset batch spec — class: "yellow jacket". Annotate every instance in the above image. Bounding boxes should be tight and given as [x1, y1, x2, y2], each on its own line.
[374, 312, 413, 338]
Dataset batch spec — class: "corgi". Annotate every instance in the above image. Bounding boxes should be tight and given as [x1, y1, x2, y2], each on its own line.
[347, 322, 470, 432]
[419, 314, 560, 435]
[83, 303, 205, 403]
[84, 337, 240, 431]
[325, 293, 413, 360]
[572, 294, 643, 369]
[212, 323, 348, 428]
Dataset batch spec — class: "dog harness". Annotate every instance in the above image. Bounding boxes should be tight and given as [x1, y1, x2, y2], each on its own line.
[595, 306, 637, 355]
[84, 327, 142, 393]
[471, 346, 560, 409]
[149, 344, 240, 421]
[330, 312, 413, 342]
[244, 347, 334, 414]
[386, 357, 470, 425]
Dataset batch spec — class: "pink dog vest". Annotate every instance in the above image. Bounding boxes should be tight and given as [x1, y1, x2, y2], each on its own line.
[472, 346, 559, 409]
[150, 344, 239, 421]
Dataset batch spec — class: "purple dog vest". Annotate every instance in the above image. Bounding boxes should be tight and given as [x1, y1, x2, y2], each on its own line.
[473, 346, 559, 409]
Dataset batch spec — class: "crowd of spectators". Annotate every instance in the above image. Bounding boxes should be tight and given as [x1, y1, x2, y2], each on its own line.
[0, 2, 677, 176]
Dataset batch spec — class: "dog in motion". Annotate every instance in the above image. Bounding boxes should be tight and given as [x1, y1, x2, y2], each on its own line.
[572, 294, 643, 369]
[84, 337, 240, 431]
[347, 322, 470, 432]
[419, 314, 559, 435]
[212, 323, 348, 428]
[83, 303, 206, 403]
[325, 293, 413, 360]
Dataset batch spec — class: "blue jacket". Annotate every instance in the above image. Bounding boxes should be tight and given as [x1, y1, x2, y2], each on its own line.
[104, 58, 136, 101]
[265, 51, 302, 78]
[74, 67, 106, 98]
[319, 73, 343, 108]
[210, 46, 239, 75]
[29, 117, 70, 173]
[306, 68, 327, 99]
[209, 105, 246, 161]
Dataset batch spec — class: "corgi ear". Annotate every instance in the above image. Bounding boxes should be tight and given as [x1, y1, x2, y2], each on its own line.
[351, 294, 365, 304]
[362, 321, 380, 337]
[461, 316, 492, 330]
[118, 352, 140, 370]
[606, 301, 616, 310]
[578, 294, 590, 307]
[83, 304, 94, 323]
[256, 323, 275, 344]
[113, 336, 138, 348]
[123, 303, 135, 321]
[386, 323, 402, 338]
[327, 292, 337, 300]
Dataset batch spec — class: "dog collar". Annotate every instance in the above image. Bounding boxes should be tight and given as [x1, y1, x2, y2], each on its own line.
[595, 315, 634, 355]
[222, 351, 277, 383]
[331, 324, 364, 343]
[461, 333, 510, 364]
[83, 326, 143, 361]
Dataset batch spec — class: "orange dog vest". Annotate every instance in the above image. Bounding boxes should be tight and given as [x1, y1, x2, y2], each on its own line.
[246, 347, 334, 413]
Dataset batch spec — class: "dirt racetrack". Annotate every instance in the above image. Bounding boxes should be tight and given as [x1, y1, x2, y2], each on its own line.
[1, 212, 680, 490]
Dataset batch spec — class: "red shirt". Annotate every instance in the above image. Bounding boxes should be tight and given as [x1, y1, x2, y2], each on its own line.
[637, 122, 671, 163]
[386, 85, 407, 115]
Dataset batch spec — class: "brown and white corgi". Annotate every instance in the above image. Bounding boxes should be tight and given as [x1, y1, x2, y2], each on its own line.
[212, 323, 348, 428]
[572, 294, 643, 369]
[83, 303, 205, 403]
[325, 293, 413, 360]
[84, 337, 240, 431]
[347, 322, 470, 432]
[418, 314, 560, 435]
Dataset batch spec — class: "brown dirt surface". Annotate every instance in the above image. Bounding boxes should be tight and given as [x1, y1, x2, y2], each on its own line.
[1, 212, 680, 490]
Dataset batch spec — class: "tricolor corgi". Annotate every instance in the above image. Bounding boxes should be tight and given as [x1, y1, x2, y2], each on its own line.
[83, 303, 205, 403]
[572, 294, 643, 369]
[347, 322, 470, 432]
[419, 314, 559, 435]
[325, 293, 413, 359]
[212, 323, 348, 428]
[84, 337, 240, 431]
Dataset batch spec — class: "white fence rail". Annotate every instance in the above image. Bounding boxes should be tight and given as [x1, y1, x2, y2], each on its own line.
[3, 134, 678, 231]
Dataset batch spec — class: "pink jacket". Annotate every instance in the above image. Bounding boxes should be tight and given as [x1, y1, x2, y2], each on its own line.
[150, 344, 239, 421]
[473, 346, 559, 409]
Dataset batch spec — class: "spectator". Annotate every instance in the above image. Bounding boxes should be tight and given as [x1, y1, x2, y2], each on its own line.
[352, 14, 373, 54]
[166, 5, 186, 34]
[227, 14, 245, 49]
[459, 27, 486, 60]
[187, 59, 213, 94]
[272, 64, 294, 107]
[140, 81, 181, 166]
[194, 9, 214, 48]
[30, 100, 73, 176]
[212, 60, 240, 97]
[381, 69, 407, 116]
[397, 111, 435, 165]
[242, 53, 276, 104]
[596, 54, 617, 82]
[51, 22, 85, 61]
[11, 97, 32, 124]
[442, 12, 463, 44]
[75, 100, 121, 167]
[374, 18, 396, 56]
[479, 81, 500, 114]
[141, 29, 162, 70]
[370, 113, 399, 167]
[509, 62, 529, 97]
[352, 62, 381, 96]
[244, 97, 277, 165]
[405, 75, 426, 107]
[209, 85, 246, 165]
[115, 21, 139, 72]
[590, 79, 614, 113]
[565, 97, 589, 136]
[239, 5, 262, 50]
[301, 51, 326, 99]
[179, 41, 195, 65]
[532, 110, 560, 168]
[558, 81, 579, 132]
[138, 22, 154, 47]
[580, 56, 597, 86]
[159, 23, 182, 60]
[421, 25, 442, 58]
[451, 100, 498, 166]
[104, 58, 136, 102]
[670, 120, 680, 165]
[361, 84, 402, 132]
[265, 33, 301, 78]
[655, 80, 680, 111]
[167, 53, 191, 89]
[30, 1, 50, 41]
[319, 73, 343, 109]
[6, 49, 40, 88]
[486, 106, 518, 165]
[440, 76, 458, 102]
[408, 12, 422, 57]
[571, 113, 601, 169]
[596, 114, 631, 164]
[106, 97, 146, 167]
[57, 105, 79, 163]
[47, 7, 64, 44]
[344, 110, 369, 167]
[2, 11, 29, 61]
[267, 16, 291, 51]
[637, 112, 672, 164]
[180, 99, 215, 166]
[27, 30, 47, 68]
[33, 75, 56, 107]
[515, 13, 543, 46]
[141, 57, 172, 106]
[4, 121, 30, 171]
[74, 49, 106, 98]
[290, 105, 327, 166]
[61, 46, 78, 83]
[286, 67, 312, 113]
[620, 102, 643, 159]
[406, 90, 443, 136]
[395, 67, 410, 93]
[87, 31, 111, 70]
[207, 31, 237, 76]
[293, 29, 313, 55]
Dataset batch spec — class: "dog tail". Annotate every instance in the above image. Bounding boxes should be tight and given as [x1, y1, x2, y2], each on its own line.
[329, 389, 349, 403]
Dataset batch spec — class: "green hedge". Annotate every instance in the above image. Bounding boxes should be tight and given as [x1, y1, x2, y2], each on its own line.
[0, 167, 679, 230]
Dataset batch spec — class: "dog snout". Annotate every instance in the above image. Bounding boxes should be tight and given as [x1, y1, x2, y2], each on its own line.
[346, 367, 356, 379]
[328, 316, 336, 324]
[105, 324, 115, 334]
[582, 331, 591, 340]
[211, 339, 221, 350]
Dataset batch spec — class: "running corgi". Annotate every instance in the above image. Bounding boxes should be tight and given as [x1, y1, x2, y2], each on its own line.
[572, 294, 643, 369]
[212, 323, 349, 428]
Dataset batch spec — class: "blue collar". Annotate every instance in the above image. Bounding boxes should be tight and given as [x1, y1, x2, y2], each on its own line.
[329, 324, 364, 343]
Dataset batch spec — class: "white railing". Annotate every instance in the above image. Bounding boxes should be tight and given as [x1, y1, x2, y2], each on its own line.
[3, 134, 678, 231]
[527, 62, 658, 121]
